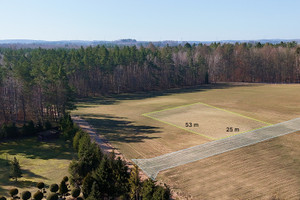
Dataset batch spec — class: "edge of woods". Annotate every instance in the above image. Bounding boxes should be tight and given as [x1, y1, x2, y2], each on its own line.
[0, 114, 172, 200]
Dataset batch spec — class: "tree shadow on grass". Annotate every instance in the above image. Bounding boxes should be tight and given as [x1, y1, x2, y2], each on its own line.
[22, 169, 48, 180]
[0, 157, 10, 195]
[76, 83, 261, 107]
[9, 179, 39, 189]
[0, 138, 75, 161]
[78, 113, 161, 143]
[0, 179, 40, 196]
[0, 158, 47, 196]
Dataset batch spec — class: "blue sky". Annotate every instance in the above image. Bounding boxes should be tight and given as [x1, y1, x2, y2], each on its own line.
[1, 0, 299, 41]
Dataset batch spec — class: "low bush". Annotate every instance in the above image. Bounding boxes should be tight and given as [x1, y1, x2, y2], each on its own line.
[50, 184, 59, 193]
[37, 182, 45, 190]
[71, 188, 81, 198]
[33, 191, 43, 200]
[9, 188, 18, 198]
[46, 193, 58, 200]
[21, 191, 31, 200]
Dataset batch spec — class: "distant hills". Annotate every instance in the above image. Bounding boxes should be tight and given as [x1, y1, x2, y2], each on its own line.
[0, 39, 299, 49]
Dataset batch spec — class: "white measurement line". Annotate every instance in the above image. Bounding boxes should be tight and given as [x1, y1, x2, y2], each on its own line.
[133, 118, 300, 179]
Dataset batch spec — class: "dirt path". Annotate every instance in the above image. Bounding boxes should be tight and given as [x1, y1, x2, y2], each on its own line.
[133, 118, 300, 179]
[71, 115, 148, 181]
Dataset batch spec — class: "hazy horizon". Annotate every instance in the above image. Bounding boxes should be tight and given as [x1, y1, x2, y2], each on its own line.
[1, 0, 300, 41]
[1, 38, 300, 42]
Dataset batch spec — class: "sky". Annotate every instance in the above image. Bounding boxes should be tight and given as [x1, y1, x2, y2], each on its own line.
[0, 0, 299, 41]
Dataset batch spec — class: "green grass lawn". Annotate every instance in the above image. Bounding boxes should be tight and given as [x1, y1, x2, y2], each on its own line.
[0, 137, 76, 197]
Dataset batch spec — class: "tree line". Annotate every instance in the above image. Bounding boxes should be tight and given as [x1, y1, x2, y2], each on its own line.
[0, 42, 299, 124]
[2, 114, 169, 200]
[70, 127, 170, 200]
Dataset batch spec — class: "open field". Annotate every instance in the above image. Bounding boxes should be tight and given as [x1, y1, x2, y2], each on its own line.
[133, 118, 300, 179]
[145, 102, 270, 140]
[73, 83, 300, 199]
[0, 138, 75, 197]
[73, 83, 300, 159]
[158, 131, 300, 199]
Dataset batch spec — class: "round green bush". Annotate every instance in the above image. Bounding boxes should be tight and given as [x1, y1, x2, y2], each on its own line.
[33, 191, 43, 200]
[21, 191, 31, 200]
[71, 188, 81, 198]
[9, 188, 18, 197]
[62, 176, 69, 182]
[50, 183, 59, 193]
[46, 193, 58, 200]
[0, 196, 7, 200]
[37, 182, 45, 189]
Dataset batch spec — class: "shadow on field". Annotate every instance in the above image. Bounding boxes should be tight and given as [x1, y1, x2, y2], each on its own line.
[79, 113, 161, 143]
[0, 179, 40, 191]
[22, 169, 48, 180]
[0, 157, 46, 195]
[76, 83, 260, 107]
[0, 157, 9, 195]
[0, 138, 75, 161]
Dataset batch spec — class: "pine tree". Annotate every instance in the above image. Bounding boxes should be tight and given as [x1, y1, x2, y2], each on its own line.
[82, 173, 95, 198]
[112, 157, 130, 197]
[128, 165, 141, 200]
[92, 157, 112, 197]
[86, 181, 102, 200]
[10, 157, 22, 182]
[59, 180, 68, 198]
[141, 179, 156, 200]
[152, 185, 170, 200]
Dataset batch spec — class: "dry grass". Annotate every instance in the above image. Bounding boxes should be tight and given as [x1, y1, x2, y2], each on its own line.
[158, 131, 300, 200]
[147, 102, 269, 140]
[73, 83, 300, 159]
[73, 83, 300, 199]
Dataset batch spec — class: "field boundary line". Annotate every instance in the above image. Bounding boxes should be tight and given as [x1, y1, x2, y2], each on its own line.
[142, 113, 216, 140]
[142, 101, 273, 140]
[133, 117, 300, 179]
[143, 102, 202, 115]
[197, 102, 273, 126]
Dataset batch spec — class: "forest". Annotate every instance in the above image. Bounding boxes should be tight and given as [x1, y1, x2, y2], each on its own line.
[0, 41, 299, 124]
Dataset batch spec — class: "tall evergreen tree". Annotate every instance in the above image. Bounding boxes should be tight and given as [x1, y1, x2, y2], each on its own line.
[141, 179, 156, 200]
[59, 180, 68, 198]
[92, 157, 113, 198]
[10, 157, 22, 182]
[128, 165, 141, 200]
[82, 173, 95, 198]
[86, 181, 102, 200]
